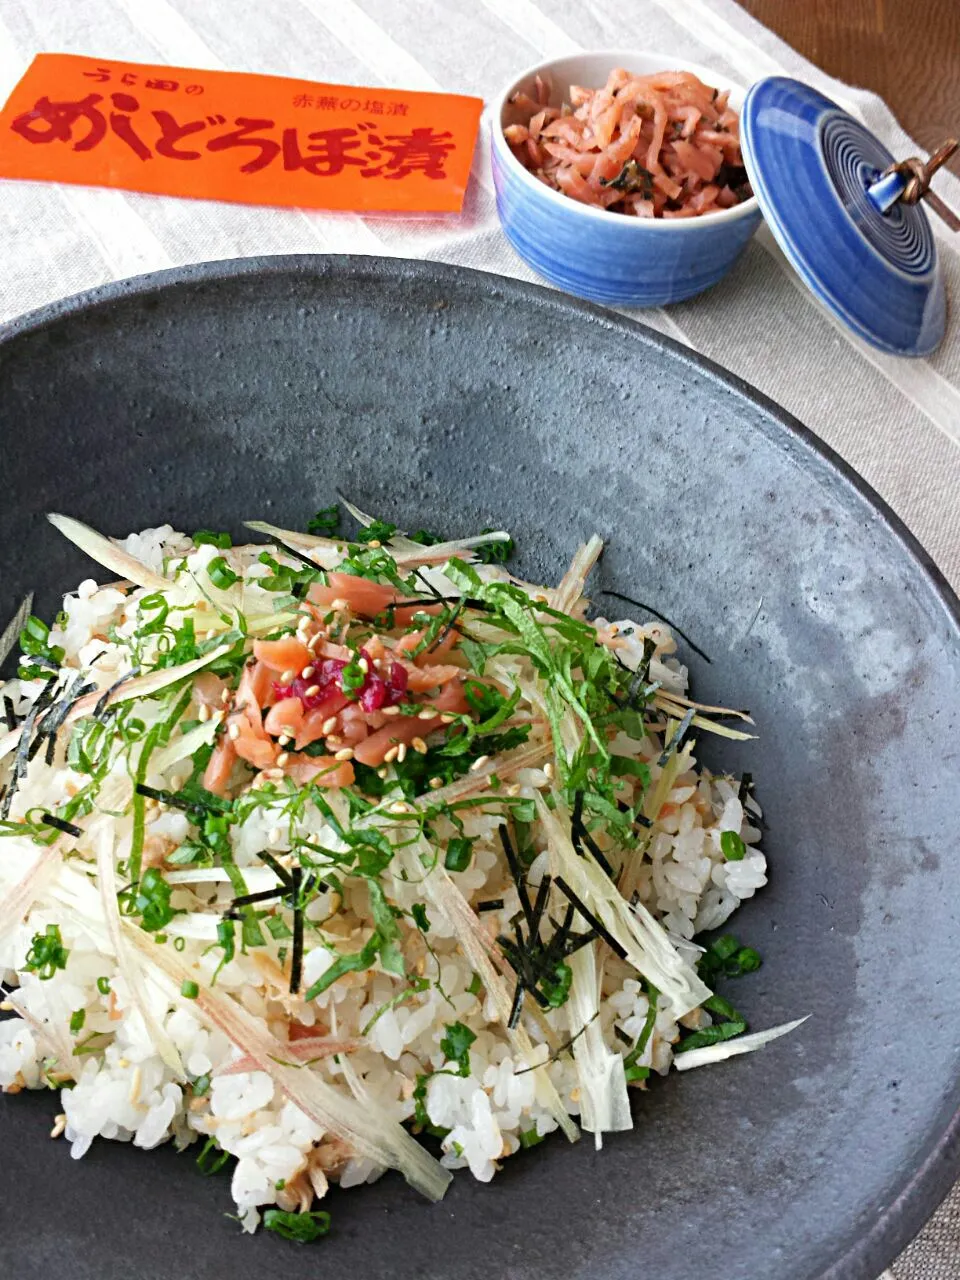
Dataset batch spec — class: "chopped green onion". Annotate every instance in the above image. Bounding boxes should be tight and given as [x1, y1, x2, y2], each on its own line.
[180, 979, 199, 999]
[263, 1208, 332, 1243]
[69, 1008, 86, 1034]
[96, 976, 111, 996]
[721, 830, 746, 861]
[196, 1136, 230, 1175]
[306, 505, 340, 536]
[193, 530, 232, 549]
[207, 556, 239, 590]
[23, 923, 68, 980]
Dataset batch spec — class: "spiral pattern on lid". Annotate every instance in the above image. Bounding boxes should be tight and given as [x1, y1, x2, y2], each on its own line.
[820, 113, 935, 278]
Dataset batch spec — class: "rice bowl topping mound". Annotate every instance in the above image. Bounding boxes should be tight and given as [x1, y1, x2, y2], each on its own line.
[0, 507, 800, 1237]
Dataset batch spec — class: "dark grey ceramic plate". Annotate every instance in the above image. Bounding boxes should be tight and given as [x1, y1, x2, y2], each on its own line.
[1, 256, 958, 1280]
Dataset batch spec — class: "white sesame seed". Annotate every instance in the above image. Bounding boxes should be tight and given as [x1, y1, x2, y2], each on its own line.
[334, 747, 354, 762]
[429, 776, 444, 789]
[280, 669, 296, 684]
[388, 801, 410, 814]
[383, 745, 400, 763]
[357, 657, 369, 673]
[277, 731, 293, 746]
[396, 742, 408, 762]
[418, 709, 435, 721]
[268, 827, 282, 843]
[331, 598, 348, 611]
[506, 783, 521, 797]
[227, 723, 240, 740]
[307, 632, 322, 651]
[321, 716, 338, 735]
[439, 713, 456, 724]
[382, 705, 401, 717]
[220, 688, 231, 706]
[0, 1000, 12, 1012]
[304, 684, 320, 698]
[367, 539, 382, 549]
[470, 754, 490, 772]
[265, 767, 285, 780]
[117, 1057, 130, 1070]
[50, 1114, 66, 1139]
[275, 751, 290, 767]
[129, 1065, 143, 1105]
[197, 704, 211, 722]
[377, 767, 389, 778]
[411, 736, 428, 755]
[301, 665, 315, 679]
[543, 762, 555, 779]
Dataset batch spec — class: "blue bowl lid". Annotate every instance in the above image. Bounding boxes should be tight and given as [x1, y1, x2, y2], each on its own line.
[740, 77, 945, 358]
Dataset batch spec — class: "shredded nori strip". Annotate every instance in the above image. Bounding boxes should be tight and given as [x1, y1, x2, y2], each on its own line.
[498, 825, 536, 934]
[134, 783, 204, 814]
[256, 848, 294, 888]
[542, 905, 576, 970]
[564, 928, 600, 958]
[230, 886, 286, 909]
[476, 898, 504, 912]
[508, 978, 526, 1029]
[426, 600, 463, 655]
[134, 782, 228, 816]
[554, 877, 628, 960]
[2, 678, 57, 819]
[529, 873, 552, 940]
[3, 696, 17, 732]
[29, 674, 96, 762]
[40, 812, 82, 838]
[599, 589, 712, 664]
[571, 792, 616, 879]
[657, 706, 695, 767]
[273, 543, 324, 573]
[289, 866, 304, 995]
[94, 666, 142, 719]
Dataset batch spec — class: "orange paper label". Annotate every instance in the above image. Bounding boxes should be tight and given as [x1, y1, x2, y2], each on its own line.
[0, 53, 483, 213]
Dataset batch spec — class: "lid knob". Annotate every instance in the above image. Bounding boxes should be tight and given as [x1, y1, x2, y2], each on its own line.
[869, 139, 959, 230]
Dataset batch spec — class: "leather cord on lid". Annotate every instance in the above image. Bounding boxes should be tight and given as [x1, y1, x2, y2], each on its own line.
[883, 138, 959, 231]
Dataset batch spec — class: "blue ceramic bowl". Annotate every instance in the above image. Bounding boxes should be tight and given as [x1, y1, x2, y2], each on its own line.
[491, 51, 763, 307]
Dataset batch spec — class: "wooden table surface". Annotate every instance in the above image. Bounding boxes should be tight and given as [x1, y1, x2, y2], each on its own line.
[739, 0, 960, 176]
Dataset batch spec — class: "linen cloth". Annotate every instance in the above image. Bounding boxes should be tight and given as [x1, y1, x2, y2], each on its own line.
[0, 2, 956, 1275]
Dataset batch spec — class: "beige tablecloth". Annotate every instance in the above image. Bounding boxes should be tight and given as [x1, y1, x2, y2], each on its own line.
[0, 1, 957, 1274]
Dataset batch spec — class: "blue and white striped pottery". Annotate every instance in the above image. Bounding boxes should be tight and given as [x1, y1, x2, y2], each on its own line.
[491, 51, 763, 309]
[741, 77, 945, 357]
